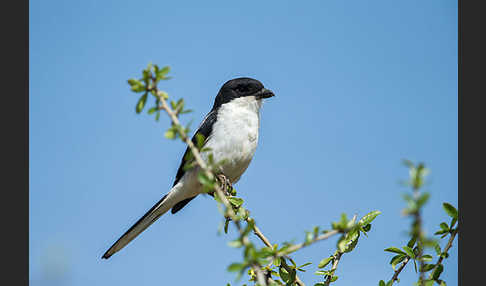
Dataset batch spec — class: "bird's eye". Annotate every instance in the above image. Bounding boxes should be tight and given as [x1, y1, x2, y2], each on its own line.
[235, 85, 250, 93]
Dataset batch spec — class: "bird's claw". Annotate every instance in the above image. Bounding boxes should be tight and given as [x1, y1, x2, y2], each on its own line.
[217, 174, 233, 196]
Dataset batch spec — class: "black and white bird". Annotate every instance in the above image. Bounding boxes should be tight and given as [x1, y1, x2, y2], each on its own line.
[102, 77, 275, 259]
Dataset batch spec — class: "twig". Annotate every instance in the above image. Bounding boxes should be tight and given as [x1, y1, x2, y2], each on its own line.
[324, 252, 342, 286]
[278, 230, 340, 256]
[389, 257, 410, 284]
[248, 219, 306, 285]
[430, 227, 459, 275]
[251, 223, 273, 247]
[411, 187, 426, 286]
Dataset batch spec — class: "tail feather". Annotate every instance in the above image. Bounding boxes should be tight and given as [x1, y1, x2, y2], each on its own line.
[102, 192, 174, 259]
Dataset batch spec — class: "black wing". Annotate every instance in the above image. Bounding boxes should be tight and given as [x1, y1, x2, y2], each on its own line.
[171, 110, 217, 214]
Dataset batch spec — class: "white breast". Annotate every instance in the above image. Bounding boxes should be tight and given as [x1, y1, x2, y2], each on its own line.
[204, 96, 263, 183]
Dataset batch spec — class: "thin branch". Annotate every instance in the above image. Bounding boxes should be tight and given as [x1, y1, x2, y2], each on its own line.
[436, 227, 458, 265]
[389, 257, 410, 284]
[430, 227, 459, 276]
[414, 212, 426, 286]
[324, 252, 342, 286]
[411, 185, 426, 286]
[251, 223, 273, 248]
[249, 220, 306, 286]
[278, 230, 340, 256]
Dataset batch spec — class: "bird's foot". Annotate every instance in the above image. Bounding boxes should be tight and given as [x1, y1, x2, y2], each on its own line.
[217, 174, 233, 196]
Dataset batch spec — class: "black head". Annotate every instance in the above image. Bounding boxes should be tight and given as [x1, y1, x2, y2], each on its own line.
[212, 77, 274, 109]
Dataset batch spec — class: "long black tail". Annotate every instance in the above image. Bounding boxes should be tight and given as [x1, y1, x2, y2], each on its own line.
[102, 194, 171, 259]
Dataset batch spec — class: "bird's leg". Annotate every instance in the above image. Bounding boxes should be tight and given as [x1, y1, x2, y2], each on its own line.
[216, 174, 233, 196]
[206, 174, 233, 197]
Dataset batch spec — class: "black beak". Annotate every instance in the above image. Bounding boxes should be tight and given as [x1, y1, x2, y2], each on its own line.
[258, 88, 275, 99]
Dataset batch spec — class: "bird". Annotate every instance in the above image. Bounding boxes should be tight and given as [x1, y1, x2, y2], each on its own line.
[102, 77, 275, 259]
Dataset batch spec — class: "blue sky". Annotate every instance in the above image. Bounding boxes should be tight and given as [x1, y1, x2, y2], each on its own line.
[30, 1, 457, 285]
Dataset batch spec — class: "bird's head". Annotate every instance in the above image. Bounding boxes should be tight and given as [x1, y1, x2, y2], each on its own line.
[212, 77, 275, 109]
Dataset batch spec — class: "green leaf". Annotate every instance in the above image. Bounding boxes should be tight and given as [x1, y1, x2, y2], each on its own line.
[440, 222, 449, 231]
[434, 244, 441, 256]
[156, 66, 170, 79]
[419, 263, 435, 272]
[228, 197, 244, 208]
[297, 262, 312, 272]
[384, 247, 406, 255]
[318, 257, 333, 268]
[390, 255, 406, 270]
[432, 264, 444, 280]
[288, 257, 297, 267]
[273, 257, 281, 267]
[362, 223, 372, 232]
[228, 240, 242, 248]
[402, 246, 415, 258]
[195, 133, 206, 149]
[170, 100, 177, 110]
[417, 192, 430, 208]
[147, 106, 157, 115]
[358, 210, 381, 226]
[379, 280, 386, 286]
[146, 62, 153, 71]
[164, 129, 176, 139]
[128, 79, 145, 92]
[180, 108, 193, 114]
[450, 217, 457, 228]
[338, 229, 359, 253]
[315, 270, 332, 276]
[440, 252, 449, 259]
[127, 78, 140, 86]
[279, 267, 290, 282]
[331, 221, 340, 230]
[131, 85, 146, 93]
[136, 93, 148, 113]
[330, 276, 338, 282]
[227, 262, 245, 272]
[420, 254, 433, 262]
[304, 231, 314, 244]
[339, 213, 348, 228]
[442, 203, 458, 219]
[407, 236, 417, 248]
[345, 230, 360, 253]
[257, 247, 274, 258]
[434, 229, 449, 235]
